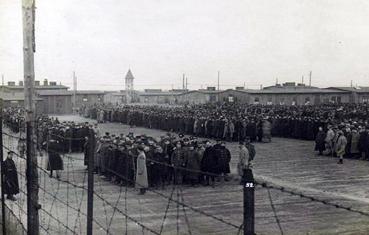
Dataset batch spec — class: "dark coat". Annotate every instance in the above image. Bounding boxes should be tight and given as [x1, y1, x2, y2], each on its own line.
[213, 144, 231, 174]
[201, 146, 218, 174]
[315, 130, 326, 152]
[185, 149, 201, 180]
[48, 141, 64, 171]
[3, 158, 19, 195]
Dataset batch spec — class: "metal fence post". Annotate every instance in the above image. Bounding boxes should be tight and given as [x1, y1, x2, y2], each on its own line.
[87, 129, 95, 235]
[243, 168, 255, 235]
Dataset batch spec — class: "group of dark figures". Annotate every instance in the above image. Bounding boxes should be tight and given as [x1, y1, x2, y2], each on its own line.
[89, 133, 239, 194]
[2, 110, 96, 199]
[81, 102, 369, 143]
[314, 123, 369, 163]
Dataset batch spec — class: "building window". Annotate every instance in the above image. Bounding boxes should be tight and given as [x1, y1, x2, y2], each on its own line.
[209, 95, 216, 102]
[337, 96, 342, 103]
[292, 97, 297, 105]
[82, 98, 88, 102]
[228, 96, 234, 103]
[305, 97, 310, 105]
[267, 96, 272, 105]
[254, 97, 260, 104]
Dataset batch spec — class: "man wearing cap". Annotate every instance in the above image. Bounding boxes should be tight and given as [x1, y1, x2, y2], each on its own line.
[136, 146, 148, 195]
[171, 141, 186, 185]
[335, 130, 347, 164]
[46, 138, 64, 178]
[215, 141, 231, 182]
[325, 125, 335, 156]
[185, 143, 201, 186]
[201, 141, 218, 187]
[238, 141, 250, 182]
[350, 127, 360, 158]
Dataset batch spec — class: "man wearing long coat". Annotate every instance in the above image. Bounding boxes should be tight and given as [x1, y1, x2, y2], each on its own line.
[201, 141, 218, 186]
[3, 152, 19, 201]
[315, 127, 326, 155]
[136, 147, 148, 194]
[335, 130, 347, 164]
[185, 145, 201, 185]
[47, 139, 64, 178]
[171, 142, 186, 185]
[237, 142, 250, 177]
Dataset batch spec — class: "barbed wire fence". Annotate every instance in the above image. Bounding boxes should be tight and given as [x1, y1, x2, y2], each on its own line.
[1, 118, 369, 234]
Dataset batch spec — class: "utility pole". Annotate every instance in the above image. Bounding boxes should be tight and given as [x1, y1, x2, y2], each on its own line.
[217, 71, 220, 91]
[185, 76, 188, 90]
[0, 99, 6, 235]
[182, 74, 185, 90]
[22, 0, 40, 234]
[302, 75, 304, 84]
[73, 71, 77, 113]
[309, 71, 312, 87]
[87, 130, 96, 235]
[1, 74, 4, 86]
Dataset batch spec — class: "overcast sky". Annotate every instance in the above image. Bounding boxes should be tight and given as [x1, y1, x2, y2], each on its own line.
[1, 0, 369, 90]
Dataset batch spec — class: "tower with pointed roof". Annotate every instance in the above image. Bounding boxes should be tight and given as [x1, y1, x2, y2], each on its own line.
[125, 69, 134, 103]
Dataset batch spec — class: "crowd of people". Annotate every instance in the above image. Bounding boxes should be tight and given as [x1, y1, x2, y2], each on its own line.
[314, 123, 369, 163]
[80, 103, 368, 142]
[2, 101, 369, 198]
[2, 107, 255, 196]
[89, 131, 251, 194]
[80, 103, 369, 163]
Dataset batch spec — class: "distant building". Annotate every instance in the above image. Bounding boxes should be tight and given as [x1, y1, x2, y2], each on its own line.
[37, 90, 73, 114]
[125, 69, 134, 103]
[37, 90, 105, 114]
[0, 80, 68, 93]
[0, 92, 43, 114]
[326, 87, 369, 103]
[134, 82, 355, 106]
[219, 83, 351, 105]
[139, 90, 181, 104]
[0, 79, 68, 114]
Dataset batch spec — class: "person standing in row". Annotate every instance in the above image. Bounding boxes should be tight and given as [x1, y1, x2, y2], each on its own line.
[136, 146, 148, 195]
[335, 130, 347, 164]
[315, 127, 326, 155]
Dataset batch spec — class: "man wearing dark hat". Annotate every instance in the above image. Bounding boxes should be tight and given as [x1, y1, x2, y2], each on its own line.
[3, 151, 19, 201]
[184, 143, 201, 186]
[46, 138, 64, 178]
[213, 140, 231, 182]
[201, 141, 218, 187]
